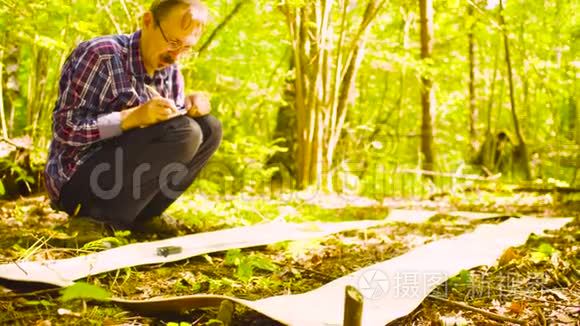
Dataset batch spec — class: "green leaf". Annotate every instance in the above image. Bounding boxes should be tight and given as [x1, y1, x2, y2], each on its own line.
[249, 254, 277, 272]
[24, 300, 54, 307]
[457, 270, 471, 283]
[537, 243, 557, 256]
[236, 261, 254, 282]
[225, 249, 243, 266]
[60, 282, 111, 302]
[0, 180, 5, 196]
[81, 237, 123, 250]
[530, 251, 549, 264]
[449, 269, 471, 286]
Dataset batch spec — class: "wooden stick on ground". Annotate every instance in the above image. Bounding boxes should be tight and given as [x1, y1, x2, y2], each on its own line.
[428, 295, 527, 325]
[343, 285, 363, 326]
[216, 300, 234, 326]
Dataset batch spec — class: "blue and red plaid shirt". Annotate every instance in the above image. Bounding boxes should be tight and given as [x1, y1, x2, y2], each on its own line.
[45, 31, 185, 202]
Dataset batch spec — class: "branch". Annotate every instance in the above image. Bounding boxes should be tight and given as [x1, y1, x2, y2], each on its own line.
[197, 0, 250, 56]
[0, 137, 28, 150]
[397, 169, 500, 181]
[428, 295, 527, 325]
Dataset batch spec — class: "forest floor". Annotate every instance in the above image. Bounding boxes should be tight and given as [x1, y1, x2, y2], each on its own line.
[0, 188, 578, 325]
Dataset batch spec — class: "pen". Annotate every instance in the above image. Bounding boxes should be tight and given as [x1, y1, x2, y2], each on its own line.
[144, 84, 185, 115]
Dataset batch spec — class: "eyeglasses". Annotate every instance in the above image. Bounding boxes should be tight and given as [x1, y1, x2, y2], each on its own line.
[154, 17, 197, 54]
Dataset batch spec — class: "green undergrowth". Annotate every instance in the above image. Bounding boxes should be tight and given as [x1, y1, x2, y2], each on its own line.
[164, 192, 392, 231]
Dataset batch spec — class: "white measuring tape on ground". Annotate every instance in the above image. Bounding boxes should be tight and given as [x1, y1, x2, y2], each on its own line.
[0, 212, 569, 325]
[0, 218, 391, 287]
[113, 216, 571, 326]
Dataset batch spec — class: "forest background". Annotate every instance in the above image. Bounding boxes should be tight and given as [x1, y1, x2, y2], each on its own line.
[0, 0, 577, 199]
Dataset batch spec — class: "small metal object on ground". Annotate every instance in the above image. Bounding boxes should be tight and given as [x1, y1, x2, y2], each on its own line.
[343, 285, 363, 326]
[156, 246, 182, 257]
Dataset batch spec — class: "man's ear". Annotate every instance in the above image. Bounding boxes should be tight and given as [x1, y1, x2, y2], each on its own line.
[143, 11, 154, 29]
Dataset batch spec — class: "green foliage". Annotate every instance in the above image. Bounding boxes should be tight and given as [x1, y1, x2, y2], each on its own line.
[530, 242, 559, 263]
[0, 157, 35, 191]
[168, 194, 282, 231]
[537, 243, 557, 256]
[60, 281, 112, 302]
[199, 137, 288, 195]
[225, 248, 277, 282]
[448, 269, 472, 288]
[23, 299, 54, 307]
[81, 230, 132, 251]
[1, 0, 577, 197]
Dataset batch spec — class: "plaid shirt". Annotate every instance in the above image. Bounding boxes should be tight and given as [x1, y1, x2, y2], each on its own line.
[45, 31, 185, 202]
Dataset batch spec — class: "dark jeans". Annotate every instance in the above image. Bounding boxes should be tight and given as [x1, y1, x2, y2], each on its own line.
[58, 115, 222, 229]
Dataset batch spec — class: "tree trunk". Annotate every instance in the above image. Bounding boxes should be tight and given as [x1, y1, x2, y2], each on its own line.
[420, 0, 435, 174]
[267, 49, 297, 188]
[499, 0, 531, 179]
[486, 41, 500, 135]
[467, 4, 477, 151]
[281, 0, 385, 190]
[3, 43, 20, 138]
[0, 37, 6, 139]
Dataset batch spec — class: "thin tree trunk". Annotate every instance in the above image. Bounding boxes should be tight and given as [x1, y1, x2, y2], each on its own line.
[519, 22, 530, 138]
[499, 0, 531, 179]
[420, 0, 435, 174]
[282, 0, 385, 190]
[6, 44, 18, 138]
[468, 4, 477, 151]
[487, 43, 499, 135]
[0, 40, 7, 139]
[326, 0, 382, 190]
[267, 49, 297, 187]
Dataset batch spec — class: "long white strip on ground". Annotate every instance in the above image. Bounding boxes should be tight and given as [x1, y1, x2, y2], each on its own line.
[0, 210, 525, 287]
[111, 216, 570, 326]
[241, 216, 571, 325]
[0, 218, 394, 287]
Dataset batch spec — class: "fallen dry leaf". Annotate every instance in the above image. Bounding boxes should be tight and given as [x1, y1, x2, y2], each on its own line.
[34, 320, 51, 326]
[555, 312, 577, 324]
[498, 247, 519, 266]
[508, 301, 526, 314]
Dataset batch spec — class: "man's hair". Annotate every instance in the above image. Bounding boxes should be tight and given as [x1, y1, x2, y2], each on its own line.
[150, 0, 208, 28]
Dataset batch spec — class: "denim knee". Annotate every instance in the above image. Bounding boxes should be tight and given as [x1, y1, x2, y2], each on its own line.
[162, 116, 203, 161]
[197, 115, 222, 147]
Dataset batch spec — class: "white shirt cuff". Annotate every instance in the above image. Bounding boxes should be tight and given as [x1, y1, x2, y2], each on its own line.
[97, 111, 122, 140]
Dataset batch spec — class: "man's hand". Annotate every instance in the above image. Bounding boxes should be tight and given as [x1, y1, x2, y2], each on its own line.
[121, 97, 180, 131]
[185, 92, 211, 118]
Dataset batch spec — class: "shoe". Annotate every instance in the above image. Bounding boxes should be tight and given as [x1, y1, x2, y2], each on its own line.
[133, 213, 195, 239]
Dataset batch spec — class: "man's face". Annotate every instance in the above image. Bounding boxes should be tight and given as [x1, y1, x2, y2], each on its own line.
[147, 5, 202, 69]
